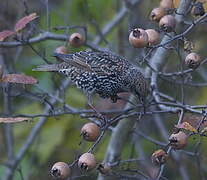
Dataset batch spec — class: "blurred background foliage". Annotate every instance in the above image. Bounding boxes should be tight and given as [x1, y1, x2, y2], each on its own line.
[0, 0, 207, 180]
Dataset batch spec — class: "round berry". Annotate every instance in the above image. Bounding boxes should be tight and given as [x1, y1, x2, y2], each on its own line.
[150, 7, 166, 22]
[151, 149, 168, 166]
[160, 0, 174, 10]
[69, 33, 85, 47]
[145, 29, 160, 46]
[81, 122, 100, 142]
[159, 15, 176, 32]
[129, 28, 149, 48]
[185, 52, 201, 69]
[50, 162, 71, 180]
[191, 2, 205, 17]
[169, 131, 188, 149]
[78, 153, 96, 171]
[54, 46, 68, 54]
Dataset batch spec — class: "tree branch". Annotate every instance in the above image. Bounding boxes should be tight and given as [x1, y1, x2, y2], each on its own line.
[3, 80, 70, 180]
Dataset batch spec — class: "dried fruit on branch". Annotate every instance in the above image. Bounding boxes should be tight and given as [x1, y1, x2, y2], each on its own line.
[159, 15, 176, 32]
[169, 131, 188, 149]
[185, 52, 201, 69]
[81, 122, 100, 142]
[129, 28, 149, 48]
[145, 29, 160, 45]
[78, 153, 96, 171]
[150, 7, 166, 22]
[69, 33, 85, 47]
[151, 149, 168, 165]
[51, 162, 71, 180]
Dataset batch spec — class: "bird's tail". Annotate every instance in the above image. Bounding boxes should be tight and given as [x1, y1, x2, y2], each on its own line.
[32, 64, 59, 72]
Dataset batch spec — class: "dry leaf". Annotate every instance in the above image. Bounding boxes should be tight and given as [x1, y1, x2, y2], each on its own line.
[151, 149, 168, 165]
[201, 1, 207, 11]
[15, 13, 38, 32]
[201, 127, 207, 134]
[152, 149, 167, 157]
[1, 74, 38, 84]
[0, 30, 15, 41]
[175, 122, 198, 133]
[184, 39, 195, 52]
[0, 117, 31, 123]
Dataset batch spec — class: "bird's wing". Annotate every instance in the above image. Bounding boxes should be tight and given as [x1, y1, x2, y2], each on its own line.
[54, 50, 128, 75]
[53, 52, 92, 73]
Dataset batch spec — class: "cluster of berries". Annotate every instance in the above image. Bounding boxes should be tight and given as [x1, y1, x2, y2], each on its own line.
[128, 0, 203, 69]
[50, 123, 111, 179]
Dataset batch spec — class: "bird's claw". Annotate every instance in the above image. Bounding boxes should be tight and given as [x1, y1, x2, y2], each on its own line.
[110, 95, 118, 103]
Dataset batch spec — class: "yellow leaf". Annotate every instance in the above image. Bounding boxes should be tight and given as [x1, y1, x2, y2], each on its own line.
[201, 127, 207, 134]
[175, 122, 198, 133]
[173, 0, 180, 8]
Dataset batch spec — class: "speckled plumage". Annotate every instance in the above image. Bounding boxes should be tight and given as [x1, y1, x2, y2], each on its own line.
[34, 50, 148, 102]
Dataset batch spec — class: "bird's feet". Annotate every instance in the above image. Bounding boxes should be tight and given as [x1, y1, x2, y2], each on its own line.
[110, 95, 119, 103]
[88, 103, 107, 126]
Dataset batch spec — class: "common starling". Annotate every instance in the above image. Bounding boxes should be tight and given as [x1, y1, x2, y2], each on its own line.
[33, 50, 148, 104]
